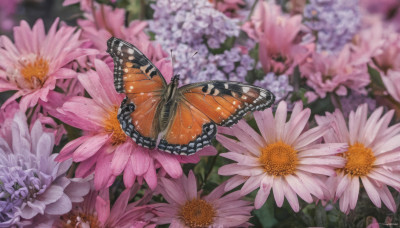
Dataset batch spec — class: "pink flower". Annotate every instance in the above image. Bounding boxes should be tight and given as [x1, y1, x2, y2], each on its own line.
[382, 70, 400, 103]
[300, 46, 370, 100]
[153, 171, 253, 227]
[53, 184, 155, 227]
[210, 0, 245, 18]
[316, 104, 400, 213]
[371, 29, 400, 74]
[242, 1, 313, 75]
[217, 101, 346, 212]
[0, 18, 97, 111]
[78, 4, 166, 60]
[53, 59, 216, 190]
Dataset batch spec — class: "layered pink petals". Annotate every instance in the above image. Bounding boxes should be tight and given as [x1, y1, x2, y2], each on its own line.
[242, 1, 312, 75]
[317, 104, 400, 213]
[153, 171, 253, 227]
[217, 101, 346, 211]
[0, 18, 97, 110]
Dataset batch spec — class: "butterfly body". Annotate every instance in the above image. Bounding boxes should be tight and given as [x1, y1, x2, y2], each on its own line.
[106, 37, 275, 155]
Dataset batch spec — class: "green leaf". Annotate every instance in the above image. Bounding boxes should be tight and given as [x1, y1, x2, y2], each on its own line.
[368, 64, 385, 89]
[253, 197, 278, 228]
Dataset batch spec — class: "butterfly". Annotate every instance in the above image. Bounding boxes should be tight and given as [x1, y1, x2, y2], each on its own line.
[106, 37, 275, 155]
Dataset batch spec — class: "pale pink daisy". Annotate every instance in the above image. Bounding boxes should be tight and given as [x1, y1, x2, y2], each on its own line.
[0, 18, 97, 111]
[316, 104, 400, 213]
[300, 45, 370, 100]
[217, 101, 346, 212]
[53, 59, 216, 190]
[53, 184, 155, 228]
[153, 170, 253, 227]
[242, 1, 313, 75]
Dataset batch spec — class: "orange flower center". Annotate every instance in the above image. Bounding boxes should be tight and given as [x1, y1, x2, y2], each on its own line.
[104, 106, 127, 145]
[259, 141, 298, 176]
[20, 57, 49, 88]
[342, 143, 376, 176]
[180, 199, 216, 228]
[58, 211, 101, 228]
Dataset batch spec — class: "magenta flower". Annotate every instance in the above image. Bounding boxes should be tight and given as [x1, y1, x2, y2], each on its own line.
[53, 184, 155, 228]
[53, 59, 216, 190]
[316, 104, 400, 213]
[300, 46, 370, 100]
[242, 1, 313, 75]
[153, 171, 253, 227]
[0, 18, 97, 111]
[217, 101, 346, 211]
[0, 112, 90, 227]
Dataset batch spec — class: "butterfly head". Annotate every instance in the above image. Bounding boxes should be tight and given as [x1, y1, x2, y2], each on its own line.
[171, 74, 180, 86]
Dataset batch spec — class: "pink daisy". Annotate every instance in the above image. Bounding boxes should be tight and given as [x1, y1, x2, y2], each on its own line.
[153, 170, 253, 227]
[53, 184, 155, 228]
[316, 104, 400, 213]
[217, 101, 346, 212]
[0, 18, 96, 111]
[382, 69, 400, 103]
[242, 1, 313, 75]
[300, 45, 370, 100]
[53, 59, 216, 190]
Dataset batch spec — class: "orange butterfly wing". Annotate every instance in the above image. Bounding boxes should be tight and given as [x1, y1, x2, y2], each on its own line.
[158, 81, 275, 155]
[107, 37, 166, 148]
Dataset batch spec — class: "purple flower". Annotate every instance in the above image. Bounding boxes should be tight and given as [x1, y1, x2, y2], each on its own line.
[304, 0, 360, 52]
[150, 0, 254, 83]
[254, 73, 293, 101]
[0, 112, 90, 226]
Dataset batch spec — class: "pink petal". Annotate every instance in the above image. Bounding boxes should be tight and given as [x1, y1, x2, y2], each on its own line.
[131, 148, 150, 176]
[96, 194, 110, 225]
[224, 175, 247, 192]
[272, 177, 284, 207]
[274, 101, 288, 140]
[285, 175, 312, 203]
[111, 142, 133, 176]
[143, 161, 158, 190]
[186, 171, 197, 200]
[153, 151, 182, 178]
[349, 177, 360, 210]
[361, 177, 381, 208]
[123, 158, 137, 188]
[240, 175, 262, 195]
[335, 174, 352, 198]
[56, 135, 92, 161]
[283, 180, 300, 212]
[379, 185, 396, 212]
[216, 134, 249, 154]
[73, 134, 110, 162]
[94, 149, 114, 189]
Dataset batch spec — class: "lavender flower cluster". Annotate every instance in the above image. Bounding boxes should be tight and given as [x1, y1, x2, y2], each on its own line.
[303, 0, 360, 52]
[254, 73, 293, 101]
[149, 0, 254, 83]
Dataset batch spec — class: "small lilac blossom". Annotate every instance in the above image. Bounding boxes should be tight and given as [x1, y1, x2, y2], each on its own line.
[254, 73, 294, 101]
[0, 112, 90, 227]
[304, 0, 360, 52]
[150, 0, 253, 83]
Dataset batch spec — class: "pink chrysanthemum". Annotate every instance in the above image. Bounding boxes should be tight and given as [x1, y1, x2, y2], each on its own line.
[316, 104, 400, 213]
[53, 184, 155, 228]
[300, 45, 370, 101]
[0, 18, 96, 110]
[242, 1, 313, 75]
[153, 171, 253, 227]
[217, 101, 346, 212]
[53, 59, 216, 190]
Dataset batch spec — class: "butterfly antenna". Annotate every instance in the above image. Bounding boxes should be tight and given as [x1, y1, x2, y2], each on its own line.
[192, 51, 198, 58]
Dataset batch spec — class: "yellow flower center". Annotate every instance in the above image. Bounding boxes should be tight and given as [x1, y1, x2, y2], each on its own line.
[259, 141, 298, 176]
[20, 57, 49, 88]
[104, 106, 127, 145]
[342, 143, 376, 176]
[58, 211, 101, 228]
[180, 199, 216, 228]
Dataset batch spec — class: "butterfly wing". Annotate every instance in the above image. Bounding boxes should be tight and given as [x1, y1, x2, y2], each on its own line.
[158, 81, 275, 155]
[107, 37, 167, 148]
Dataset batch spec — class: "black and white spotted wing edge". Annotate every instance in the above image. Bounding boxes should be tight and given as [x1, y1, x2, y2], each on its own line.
[106, 37, 166, 93]
[180, 81, 275, 127]
[158, 123, 217, 155]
